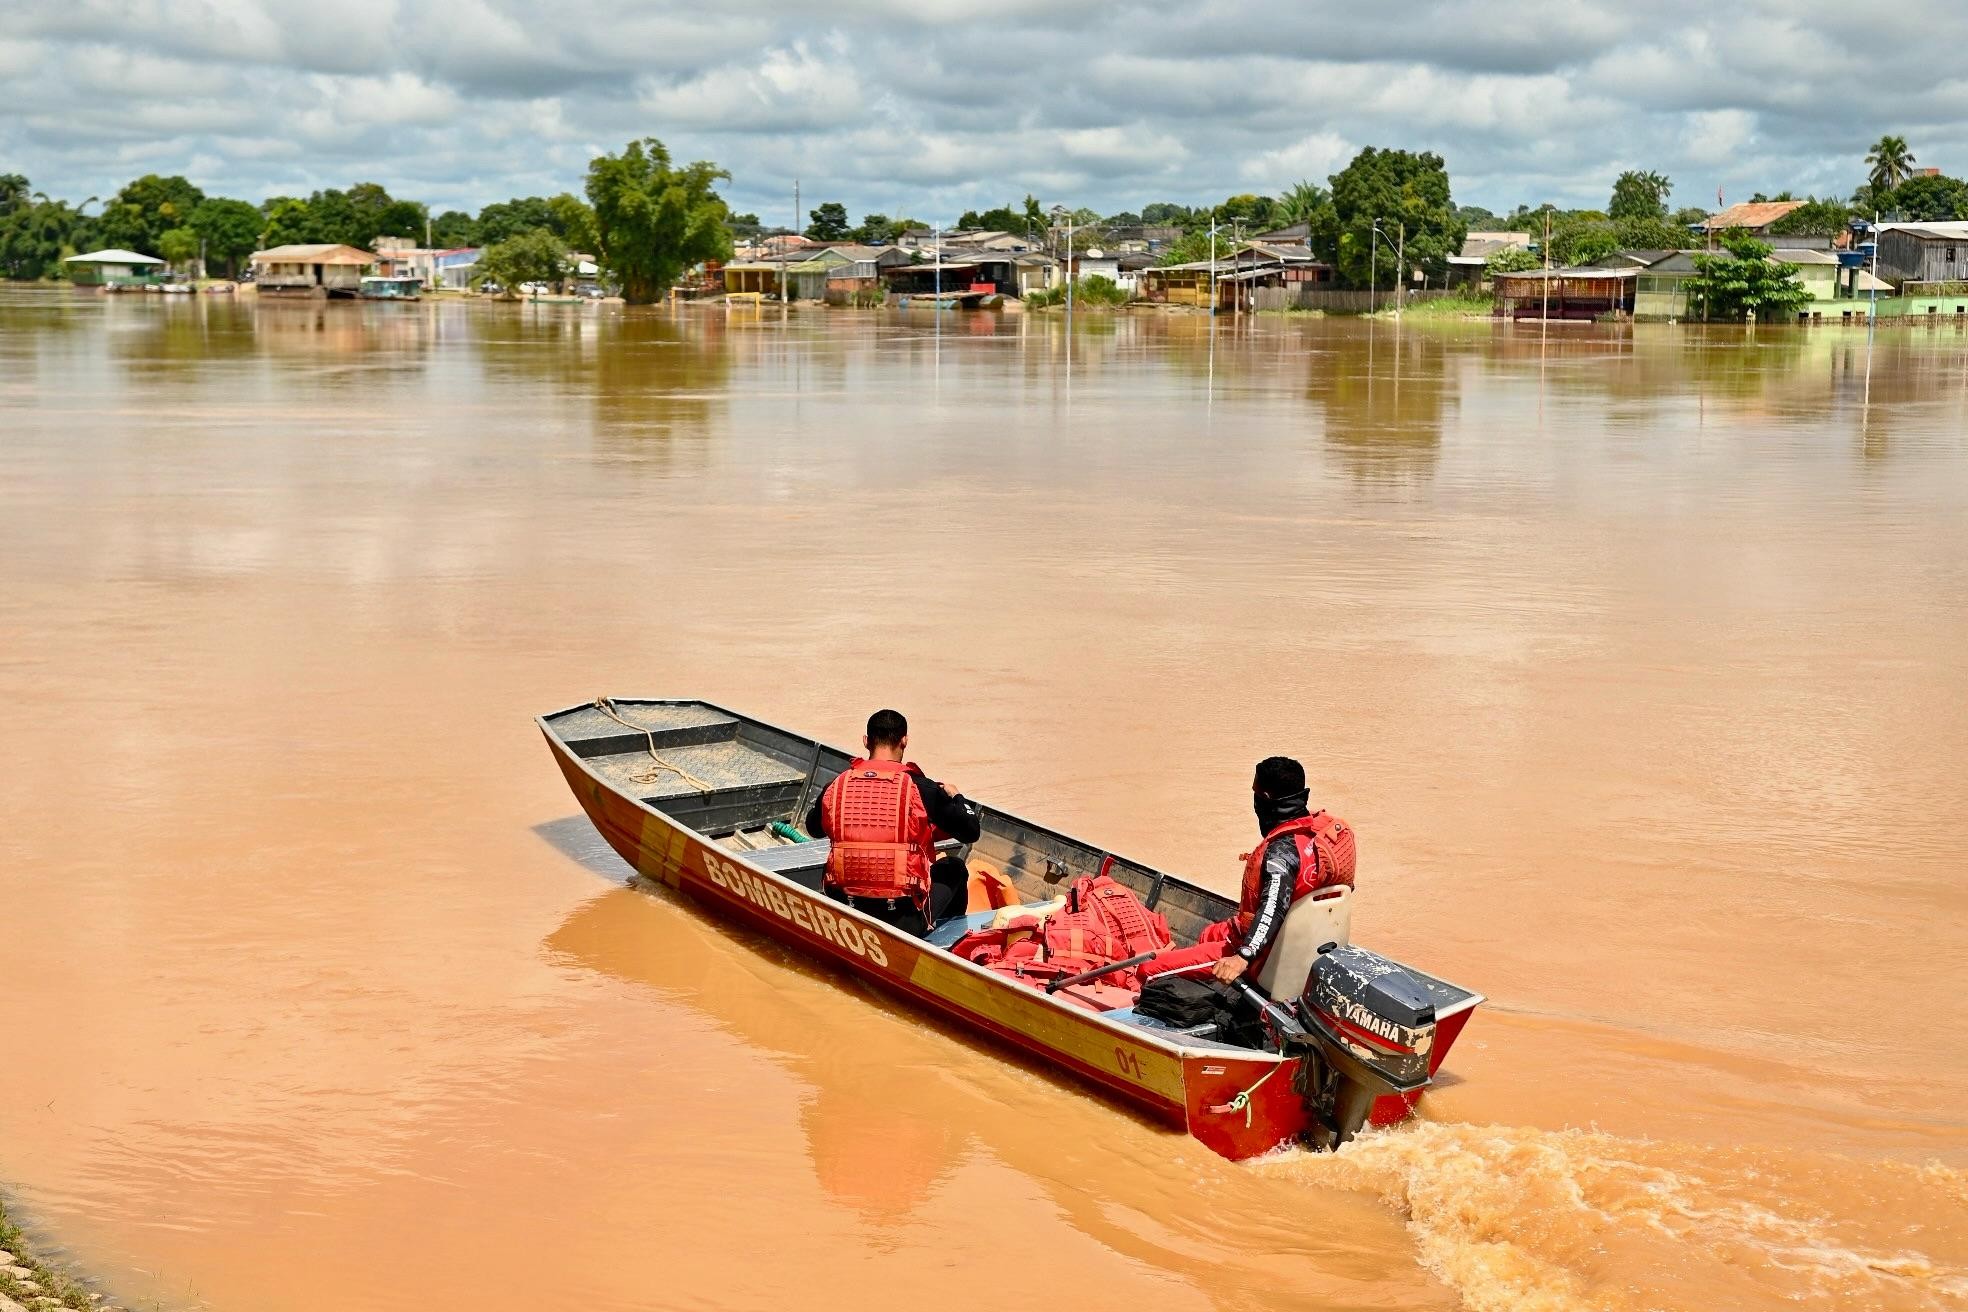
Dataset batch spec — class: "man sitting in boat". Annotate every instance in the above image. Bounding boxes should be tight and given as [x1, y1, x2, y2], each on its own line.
[1137, 756, 1355, 986]
[805, 709, 982, 937]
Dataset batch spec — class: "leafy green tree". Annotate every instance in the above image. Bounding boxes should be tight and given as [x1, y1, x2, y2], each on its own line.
[1155, 228, 1225, 266]
[1103, 210, 1142, 227]
[1549, 219, 1620, 266]
[546, 193, 598, 252]
[1456, 203, 1504, 229]
[0, 174, 28, 216]
[1686, 230, 1810, 322]
[1484, 246, 1541, 276]
[475, 196, 554, 245]
[298, 188, 358, 244]
[1609, 169, 1671, 220]
[585, 137, 733, 304]
[260, 196, 316, 247]
[1023, 195, 1045, 231]
[805, 201, 850, 240]
[0, 195, 87, 279]
[157, 225, 200, 272]
[1865, 135, 1915, 192]
[725, 212, 762, 241]
[956, 203, 1023, 232]
[95, 174, 205, 256]
[1613, 215, 1691, 251]
[1850, 181, 1896, 218]
[471, 228, 569, 298]
[1140, 202, 1192, 225]
[1327, 147, 1465, 288]
[1209, 194, 1278, 230]
[431, 210, 476, 247]
[1769, 197, 1853, 237]
[1890, 174, 1968, 222]
[189, 197, 263, 275]
[850, 213, 909, 243]
[1671, 206, 1709, 226]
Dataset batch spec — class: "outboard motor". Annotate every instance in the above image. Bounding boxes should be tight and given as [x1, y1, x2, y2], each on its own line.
[1288, 944, 1437, 1150]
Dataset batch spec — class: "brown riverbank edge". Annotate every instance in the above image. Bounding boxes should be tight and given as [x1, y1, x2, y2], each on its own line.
[0, 1198, 121, 1312]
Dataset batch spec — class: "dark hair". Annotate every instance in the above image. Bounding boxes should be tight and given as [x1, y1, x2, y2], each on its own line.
[866, 709, 909, 747]
[1253, 755, 1305, 798]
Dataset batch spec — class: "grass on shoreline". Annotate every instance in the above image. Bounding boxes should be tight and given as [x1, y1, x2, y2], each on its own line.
[0, 1198, 102, 1311]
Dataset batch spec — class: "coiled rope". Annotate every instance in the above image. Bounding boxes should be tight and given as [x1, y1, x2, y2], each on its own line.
[591, 697, 716, 792]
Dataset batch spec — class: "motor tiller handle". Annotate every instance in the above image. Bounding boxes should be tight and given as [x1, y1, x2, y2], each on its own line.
[1233, 979, 1308, 1044]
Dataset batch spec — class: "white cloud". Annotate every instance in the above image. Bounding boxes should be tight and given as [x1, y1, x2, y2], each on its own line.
[4, 0, 1968, 220]
[1242, 131, 1353, 183]
[1685, 109, 1756, 167]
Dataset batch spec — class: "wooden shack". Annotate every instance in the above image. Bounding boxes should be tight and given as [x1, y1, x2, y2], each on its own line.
[1492, 267, 1637, 320]
[251, 244, 376, 298]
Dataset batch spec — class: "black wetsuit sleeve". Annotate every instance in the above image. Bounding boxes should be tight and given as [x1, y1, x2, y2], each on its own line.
[1237, 836, 1299, 962]
[911, 772, 982, 844]
[805, 788, 829, 840]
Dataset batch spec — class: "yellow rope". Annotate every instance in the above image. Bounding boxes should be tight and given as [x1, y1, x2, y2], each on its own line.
[1211, 1060, 1285, 1129]
[591, 698, 717, 792]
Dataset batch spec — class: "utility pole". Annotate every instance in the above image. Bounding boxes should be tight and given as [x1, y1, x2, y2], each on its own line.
[1209, 212, 1217, 315]
[1396, 222, 1406, 318]
[788, 179, 799, 304]
[1542, 208, 1552, 322]
[1066, 210, 1075, 321]
[1370, 222, 1379, 316]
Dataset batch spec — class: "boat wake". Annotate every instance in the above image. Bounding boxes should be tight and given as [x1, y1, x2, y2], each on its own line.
[1262, 1120, 1968, 1311]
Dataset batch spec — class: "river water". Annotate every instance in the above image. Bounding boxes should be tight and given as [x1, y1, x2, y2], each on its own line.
[2, 288, 1966, 1311]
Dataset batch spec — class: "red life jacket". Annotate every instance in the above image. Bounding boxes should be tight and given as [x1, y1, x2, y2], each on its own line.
[1233, 811, 1356, 940]
[821, 758, 936, 903]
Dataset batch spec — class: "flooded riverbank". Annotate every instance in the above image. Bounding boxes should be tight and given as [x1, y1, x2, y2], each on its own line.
[2, 288, 1966, 1310]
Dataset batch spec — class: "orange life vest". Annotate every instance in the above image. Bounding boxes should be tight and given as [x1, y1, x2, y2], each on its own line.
[1233, 811, 1356, 940]
[820, 758, 937, 903]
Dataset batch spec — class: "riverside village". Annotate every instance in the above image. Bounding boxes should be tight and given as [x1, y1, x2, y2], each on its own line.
[15, 134, 1968, 326]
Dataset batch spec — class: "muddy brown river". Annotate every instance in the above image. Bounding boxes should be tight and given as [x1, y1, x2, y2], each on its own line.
[2, 288, 1966, 1311]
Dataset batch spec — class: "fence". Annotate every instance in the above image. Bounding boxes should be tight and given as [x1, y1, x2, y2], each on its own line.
[1249, 287, 1459, 313]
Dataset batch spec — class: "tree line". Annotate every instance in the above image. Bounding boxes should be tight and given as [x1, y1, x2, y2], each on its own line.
[0, 139, 736, 303]
[7, 130, 1960, 302]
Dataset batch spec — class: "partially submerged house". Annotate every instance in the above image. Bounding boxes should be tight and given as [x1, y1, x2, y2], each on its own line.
[1137, 243, 1333, 310]
[251, 244, 376, 297]
[1492, 266, 1638, 319]
[1873, 222, 1968, 288]
[1446, 231, 1533, 288]
[63, 249, 166, 287]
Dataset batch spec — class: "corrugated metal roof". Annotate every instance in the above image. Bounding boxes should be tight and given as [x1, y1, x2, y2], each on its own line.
[1702, 201, 1803, 231]
[252, 244, 376, 264]
[64, 249, 164, 265]
[1877, 222, 1968, 240]
[1770, 248, 1840, 265]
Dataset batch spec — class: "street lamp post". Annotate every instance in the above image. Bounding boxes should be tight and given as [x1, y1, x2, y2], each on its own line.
[1050, 205, 1075, 320]
[1370, 222, 1384, 316]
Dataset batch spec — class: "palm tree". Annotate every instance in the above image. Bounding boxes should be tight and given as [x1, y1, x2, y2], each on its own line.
[1276, 179, 1331, 225]
[1865, 135, 1915, 192]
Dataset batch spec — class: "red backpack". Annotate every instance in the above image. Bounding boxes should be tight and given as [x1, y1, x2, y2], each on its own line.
[951, 874, 1171, 990]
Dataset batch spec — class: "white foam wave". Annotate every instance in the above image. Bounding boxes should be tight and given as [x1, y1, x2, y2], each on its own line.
[1260, 1121, 1968, 1311]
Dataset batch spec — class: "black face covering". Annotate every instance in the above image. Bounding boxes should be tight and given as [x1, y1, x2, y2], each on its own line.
[1253, 786, 1312, 836]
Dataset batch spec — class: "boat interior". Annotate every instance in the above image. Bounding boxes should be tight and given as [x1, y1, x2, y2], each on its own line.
[545, 699, 1467, 1048]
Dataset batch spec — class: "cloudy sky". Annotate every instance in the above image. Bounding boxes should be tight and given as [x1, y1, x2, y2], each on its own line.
[3, 0, 1964, 223]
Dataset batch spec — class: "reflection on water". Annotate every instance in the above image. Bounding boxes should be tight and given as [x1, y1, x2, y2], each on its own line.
[2, 285, 1966, 1312]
